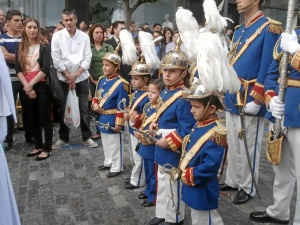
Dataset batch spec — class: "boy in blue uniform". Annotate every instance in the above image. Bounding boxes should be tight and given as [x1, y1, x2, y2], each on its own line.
[149, 39, 195, 225]
[92, 50, 129, 178]
[179, 81, 227, 225]
[134, 78, 165, 207]
[124, 57, 150, 189]
[250, 27, 300, 225]
[221, 0, 282, 204]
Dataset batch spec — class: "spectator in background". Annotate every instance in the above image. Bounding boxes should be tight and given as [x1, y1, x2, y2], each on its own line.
[88, 24, 114, 140]
[79, 20, 87, 32]
[0, 9, 5, 34]
[51, 8, 98, 149]
[44, 26, 56, 42]
[137, 26, 143, 33]
[153, 23, 161, 32]
[165, 30, 186, 54]
[0, 9, 34, 150]
[16, 18, 53, 161]
[129, 21, 138, 39]
[142, 23, 151, 33]
[162, 27, 173, 45]
[151, 30, 165, 79]
[106, 24, 113, 39]
[54, 21, 64, 33]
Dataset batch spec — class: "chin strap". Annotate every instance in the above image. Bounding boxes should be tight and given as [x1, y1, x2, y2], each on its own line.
[165, 70, 186, 87]
[197, 96, 212, 121]
[237, 0, 254, 11]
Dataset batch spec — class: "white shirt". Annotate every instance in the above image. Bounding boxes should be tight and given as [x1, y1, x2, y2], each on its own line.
[51, 28, 92, 83]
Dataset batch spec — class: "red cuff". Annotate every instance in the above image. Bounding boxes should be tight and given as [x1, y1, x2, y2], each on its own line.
[250, 83, 264, 103]
[265, 90, 276, 106]
[93, 97, 99, 104]
[115, 111, 125, 126]
[181, 167, 195, 186]
[165, 131, 183, 151]
[132, 114, 142, 128]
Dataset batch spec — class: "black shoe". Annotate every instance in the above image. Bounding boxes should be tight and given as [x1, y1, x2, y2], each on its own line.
[26, 149, 42, 157]
[250, 211, 289, 224]
[138, 192, 148, 199]
[233, 189, 252, 205]
[26, 138, 35, 144]
[219, 183, 238, 191]
[149, 217, 165, 225]
[106, 171, 121, 178]
[36, 152, 51, 161]
[125, 183, 139, 189]
[141, 200, 155, 207]
[158, 222, 184, 225]
[124, 177, 131, 184]
[98, 165, 111, 170]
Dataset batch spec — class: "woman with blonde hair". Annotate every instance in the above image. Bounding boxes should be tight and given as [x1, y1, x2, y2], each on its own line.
[15, 17, 53, 161]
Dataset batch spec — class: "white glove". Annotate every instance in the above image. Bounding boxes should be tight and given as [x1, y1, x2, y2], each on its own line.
[280, 31, 300, 54]
[244, 101, 261, 115]
[156, 129, 176, 138]
[269, 96, 285, 119]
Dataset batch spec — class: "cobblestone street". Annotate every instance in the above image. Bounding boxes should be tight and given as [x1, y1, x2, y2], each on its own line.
[5, 117, 296, 225]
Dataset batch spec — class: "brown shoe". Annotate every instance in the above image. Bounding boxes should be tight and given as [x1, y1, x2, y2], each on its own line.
[91, 133, 101, 140]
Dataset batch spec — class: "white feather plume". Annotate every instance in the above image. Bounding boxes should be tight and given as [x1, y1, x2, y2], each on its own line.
[203, 0, 228, 34]
[196, 31, 240, 94]
[119, 29, 138, 66]
[175, 7, 199, 61]
[138, 31, 161, 70]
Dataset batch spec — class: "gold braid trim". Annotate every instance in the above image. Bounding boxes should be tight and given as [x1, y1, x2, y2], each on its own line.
[273, 38, 283, 61]
[210, 120, 228, 147]
[267, 18, 283, 34]
[118, 75, 130, 92]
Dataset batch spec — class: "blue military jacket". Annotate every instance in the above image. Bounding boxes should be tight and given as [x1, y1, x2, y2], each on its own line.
[96, 75, 128, 134]
[265, 27, 300, 127]
[129, 89, 149, 135]
[225, 13, 281, 117]
[155, 86, 195, 167]
[181, 118, 225, 210]
[138, 103, 157, 160]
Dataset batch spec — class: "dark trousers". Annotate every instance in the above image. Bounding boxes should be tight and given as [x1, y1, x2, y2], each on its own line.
[89, 81, 100, 134]
[21, 82, 53, 152]
[59, 79, 92, 142]
[5, 81, 33, 144]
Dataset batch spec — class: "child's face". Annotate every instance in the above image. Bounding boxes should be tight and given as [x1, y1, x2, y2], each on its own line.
[162, 68, 184, 86]
[190, 99, 216, 121]
[148, 84, 160, 104]
[102, 60, 116, 76]
[131, 76, 145, 88]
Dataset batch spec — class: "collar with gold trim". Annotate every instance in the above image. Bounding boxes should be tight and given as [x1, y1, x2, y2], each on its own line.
[196, 115, 218, 127]
[167, 81, 185, 90]
[245, 11, 264, 28]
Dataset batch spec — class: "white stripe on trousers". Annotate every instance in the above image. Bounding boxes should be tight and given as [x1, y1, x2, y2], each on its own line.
[266, 123, 300, 224]
[156, 165, 185, 223]
[191, 208, 224, 225]
[129, 134, 145, 186]
[101, 132, 123, 172]
[224, 112, 264, 196]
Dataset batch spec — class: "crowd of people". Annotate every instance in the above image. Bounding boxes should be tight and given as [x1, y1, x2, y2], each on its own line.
[1, 0, 300, 224]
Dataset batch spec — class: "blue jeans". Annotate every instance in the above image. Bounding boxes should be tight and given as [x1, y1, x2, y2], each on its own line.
[58, 79, 92, 142]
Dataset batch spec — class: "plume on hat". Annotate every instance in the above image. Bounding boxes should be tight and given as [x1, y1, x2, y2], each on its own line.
[175, 7, 199, 61]
[138, 31, 161, 70]
[119, 29, 138, 66]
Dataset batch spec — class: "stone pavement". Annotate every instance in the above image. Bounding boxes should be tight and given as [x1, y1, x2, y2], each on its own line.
[5, 118, 296, 225]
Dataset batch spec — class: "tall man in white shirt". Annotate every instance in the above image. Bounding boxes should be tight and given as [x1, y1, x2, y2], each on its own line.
[51, 8, 98, 149]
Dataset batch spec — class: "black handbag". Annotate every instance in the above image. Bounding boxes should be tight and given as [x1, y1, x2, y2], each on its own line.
[46, 62, 63, 106]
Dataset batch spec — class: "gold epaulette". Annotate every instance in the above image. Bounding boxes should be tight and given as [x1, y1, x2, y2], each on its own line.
[118, 75, 130, 92]
[267, 18, 283, 34]
[273, 38, 283, 61]
[235, 23, 243, 30]
[210, 120, 227, 147]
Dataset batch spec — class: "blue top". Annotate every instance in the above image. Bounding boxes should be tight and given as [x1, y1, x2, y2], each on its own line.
[265, 27, 300, 127]
[96, 76, 128, 134]
[181, 120, 225, 210]
[225, 15, 280, 117]
[129, 89, 149, 135]
[155, 87, 195, 166]
[138, 103, 156, 160]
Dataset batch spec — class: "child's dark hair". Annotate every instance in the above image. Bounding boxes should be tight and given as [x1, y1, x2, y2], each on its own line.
[141, 75, 151, 86]
[150, 77, 165, 92]
[196, 95, 224, 111]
